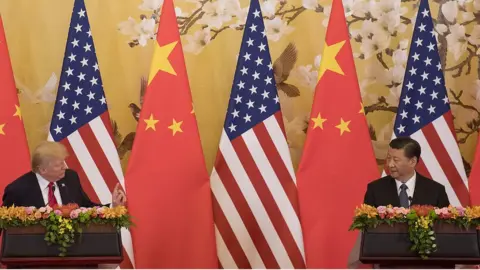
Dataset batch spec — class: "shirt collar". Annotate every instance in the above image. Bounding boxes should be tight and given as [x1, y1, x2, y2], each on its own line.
[395, 171, 416, 191]
[35, 173, 56, 191]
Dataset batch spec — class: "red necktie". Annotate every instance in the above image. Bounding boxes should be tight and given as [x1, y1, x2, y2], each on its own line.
[48, 182, 58, 207]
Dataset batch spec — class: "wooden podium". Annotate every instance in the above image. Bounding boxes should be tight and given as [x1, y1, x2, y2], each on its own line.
[360, 222, 480, 268]
[0, 224, 123, 268]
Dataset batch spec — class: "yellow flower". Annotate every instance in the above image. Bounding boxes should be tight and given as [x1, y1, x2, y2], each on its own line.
[417, 216, 432, 229]
[103, 206, 128, 219]
[354, 204, 378, 218]
[466, 206, 480, 220]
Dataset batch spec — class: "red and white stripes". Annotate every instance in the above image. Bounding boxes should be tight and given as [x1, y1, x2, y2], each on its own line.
[388, 112, 469, 207]
[49, 113, 135, 268]
[211, 112, 305, 269]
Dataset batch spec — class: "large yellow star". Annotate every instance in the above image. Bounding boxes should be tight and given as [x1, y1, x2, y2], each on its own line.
[311, 112, 327, 129]
[318, 40, 346, 80]
[168, 118, 183, 136]
[144, 113, 159, 131]
[335, 118, 351, 135]
[13, 105, 22, 120]
[0, 123, 5, 135]
[148, 41, 178, 84]
[359, 102, 365, 115]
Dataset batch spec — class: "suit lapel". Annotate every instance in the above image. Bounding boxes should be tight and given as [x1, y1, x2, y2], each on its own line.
[57, 180, 71, 205]
[411, 173, 425, 206]
[30, 173, 47, 207]
[387, 177, 401, 207]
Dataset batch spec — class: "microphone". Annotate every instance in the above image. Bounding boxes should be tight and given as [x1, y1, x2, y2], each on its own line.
[408, 196, 413, 201]
[52, 184, 56, 192]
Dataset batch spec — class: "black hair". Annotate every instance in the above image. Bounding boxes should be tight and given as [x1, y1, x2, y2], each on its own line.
[389, 136, 421, 161]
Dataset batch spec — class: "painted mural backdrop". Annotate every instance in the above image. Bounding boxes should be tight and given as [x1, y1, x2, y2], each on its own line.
[1, 0, 479, 176]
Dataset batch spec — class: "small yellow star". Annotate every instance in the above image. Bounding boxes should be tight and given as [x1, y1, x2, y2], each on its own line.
[318, 40, 346, 80]
[0, 123, 5, 135]
[148, 41, 178, 84]
[335, 118, 351, 135]
[168, 119, 183, 136]
[13, 105, 22, 120]
[359, 102, 365, 115]
[144, 113, 159, 131]
[191, 103, 195, 114]
[311, 112, 327, 129]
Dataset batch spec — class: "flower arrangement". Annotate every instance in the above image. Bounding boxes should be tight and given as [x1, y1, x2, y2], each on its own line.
[349, 204, 480, 259]
[0, 203, 132, 256]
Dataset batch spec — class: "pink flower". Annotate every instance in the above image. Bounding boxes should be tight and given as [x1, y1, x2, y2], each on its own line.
[435, 207, 451, 218]
[456, 206, 466, 217]
[39, 207, 46, 213]
[377, 206, 387, 214]
[25, 207, 35, 215]
[80, 207, 88, 213]
[96, 207, 105, 215]
[70, 210, 80, 219]
[45, 206, 53, 214]
[54, 210, 62, 216]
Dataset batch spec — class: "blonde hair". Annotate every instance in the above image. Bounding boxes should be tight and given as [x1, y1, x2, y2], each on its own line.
[31, 141, 69, 172]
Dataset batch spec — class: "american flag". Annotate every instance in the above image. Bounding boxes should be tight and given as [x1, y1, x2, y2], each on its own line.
[391, 0, 469, 206]
[48, 0, 135, 267]
[209, 0, 305, 268]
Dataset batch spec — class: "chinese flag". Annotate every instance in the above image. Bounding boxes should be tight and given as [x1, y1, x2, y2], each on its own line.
[296, 0, 379, 268]
[124, 0, 217, 267]
[0, 15, 30, 196]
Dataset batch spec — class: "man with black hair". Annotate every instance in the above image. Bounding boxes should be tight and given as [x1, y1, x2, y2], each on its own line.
[363, 136, 450, 208]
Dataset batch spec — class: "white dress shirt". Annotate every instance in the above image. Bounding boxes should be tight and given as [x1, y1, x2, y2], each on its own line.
[395, 171, 416, 205]
[36, 173, 63, 206]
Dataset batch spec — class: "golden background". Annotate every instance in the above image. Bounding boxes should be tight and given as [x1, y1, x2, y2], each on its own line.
[1, 0, 479, 176]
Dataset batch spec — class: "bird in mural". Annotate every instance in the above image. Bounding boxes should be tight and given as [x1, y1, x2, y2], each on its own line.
[111, 119, 137, 159]
[15, 72, 58, 104]
[128, 76, 147, 122]
[115, 76, 147, 159]
[273, 42, 300, 97]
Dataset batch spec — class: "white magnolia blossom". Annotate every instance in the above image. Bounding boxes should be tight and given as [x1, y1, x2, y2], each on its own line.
[197, 0, 238, 29]
[441, 1, 458, 23]
[302, 0, 319, 11]
[468, 25, 480, 46]
[262, 0, 278, 17]
[358, 20, 391, 59]
[139, 0, 163, 11]
[370, 0, 407, 35]
[475, 0, 480, 11]
[230, 7, 248, 29]
[264, 17, 294, 42]
[290, 54, 320, 92]
[117, 17, 156, 46]
[291, 65, 318, 91]
[183, 28, 212, 55]
[446, 24, 468, 61]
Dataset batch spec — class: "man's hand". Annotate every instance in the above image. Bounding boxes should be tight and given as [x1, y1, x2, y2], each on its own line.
[112, 183, 126, 207]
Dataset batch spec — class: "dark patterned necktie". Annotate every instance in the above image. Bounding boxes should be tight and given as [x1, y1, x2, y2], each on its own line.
[399, 184, 409, 208]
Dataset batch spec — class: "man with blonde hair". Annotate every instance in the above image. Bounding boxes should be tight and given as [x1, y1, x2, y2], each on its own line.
[2, 141, 126, 208]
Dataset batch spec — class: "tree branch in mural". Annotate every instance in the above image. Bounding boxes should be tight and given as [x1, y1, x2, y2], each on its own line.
[364, 96, 398, 115]
[444, 47, 476, 78]
[449, 89, 480, 144]
[118, 0, 321, 53]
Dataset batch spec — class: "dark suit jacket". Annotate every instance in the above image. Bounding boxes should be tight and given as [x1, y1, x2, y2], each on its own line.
[2, 169, 103, 208]
[363, 172, 450, 208]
